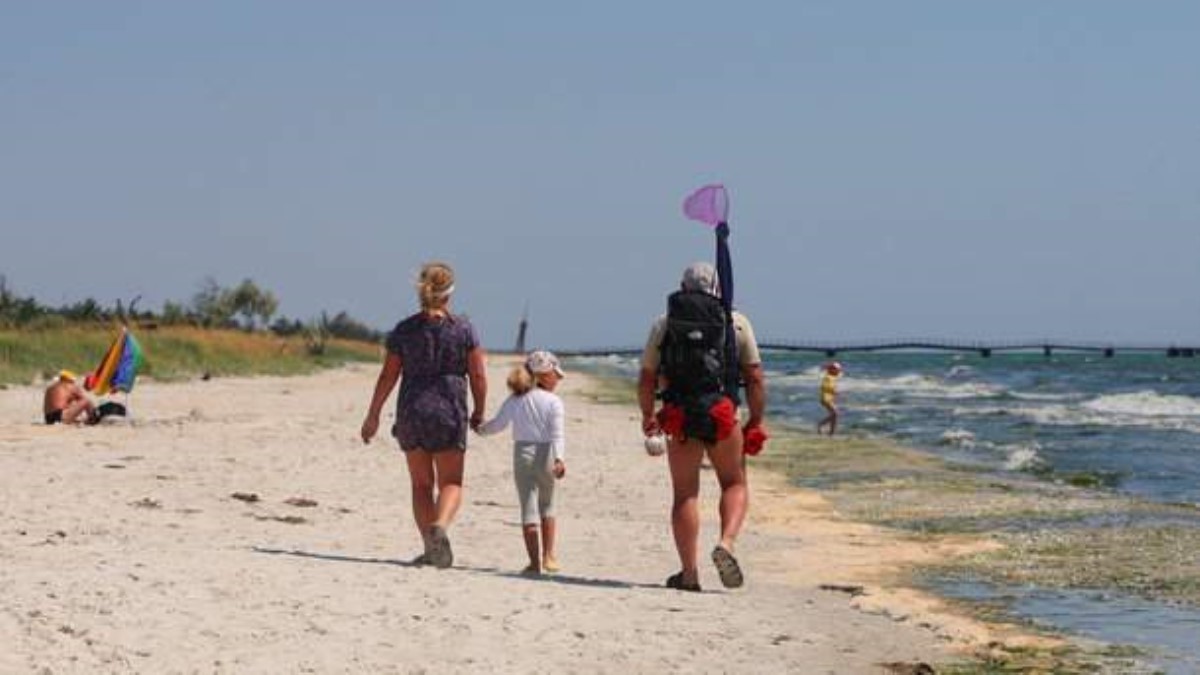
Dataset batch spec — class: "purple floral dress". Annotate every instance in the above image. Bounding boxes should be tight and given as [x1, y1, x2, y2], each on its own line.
[386, 312, 480, 452]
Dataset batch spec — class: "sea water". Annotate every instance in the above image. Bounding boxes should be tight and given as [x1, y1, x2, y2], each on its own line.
[761, 351, 1200, 506]
[570, 350, 1200, 667]
[574, 351, 1200, 505]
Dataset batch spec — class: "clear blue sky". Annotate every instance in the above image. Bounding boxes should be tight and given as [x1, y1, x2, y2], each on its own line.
[3, 2, 1198, 349]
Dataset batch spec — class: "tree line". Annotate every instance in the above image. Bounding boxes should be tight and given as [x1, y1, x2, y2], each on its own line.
[0, 274, 383, 347]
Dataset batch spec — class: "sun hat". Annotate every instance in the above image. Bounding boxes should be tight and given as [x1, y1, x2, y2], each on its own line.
[58, 370, 77, 383]
[681, 261, 718, 294]
[526, 350, 565, 377]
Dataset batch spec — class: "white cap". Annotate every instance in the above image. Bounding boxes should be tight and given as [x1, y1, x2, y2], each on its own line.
[526, 350, 565, 377]
[681, 261, 717, 294]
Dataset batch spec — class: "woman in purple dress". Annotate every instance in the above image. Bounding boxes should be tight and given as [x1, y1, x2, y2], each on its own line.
[361, 261, 488, 568]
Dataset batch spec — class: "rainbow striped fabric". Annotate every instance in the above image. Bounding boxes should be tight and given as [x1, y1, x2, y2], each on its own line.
[88, 328, 144, 395]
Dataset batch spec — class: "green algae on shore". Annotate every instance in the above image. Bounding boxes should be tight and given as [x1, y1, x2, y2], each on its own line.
[931, 525, 1200, 607]
[569, 368, 1189, 672]
[762, 427, 1200, 607]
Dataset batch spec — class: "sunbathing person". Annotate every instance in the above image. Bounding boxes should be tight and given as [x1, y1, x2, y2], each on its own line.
[43, 370, 97, 425]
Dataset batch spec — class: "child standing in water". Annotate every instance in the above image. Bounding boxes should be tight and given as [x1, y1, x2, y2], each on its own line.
[817, 361, 843, 436]
[477, 350, 567, 575]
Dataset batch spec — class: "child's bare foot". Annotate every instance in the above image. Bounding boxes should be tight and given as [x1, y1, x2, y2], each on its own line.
[542, 555, 560, 573]
[521, 563, 542, 577]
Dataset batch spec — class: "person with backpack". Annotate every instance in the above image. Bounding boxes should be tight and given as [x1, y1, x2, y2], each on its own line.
[638, 261, 767, 592]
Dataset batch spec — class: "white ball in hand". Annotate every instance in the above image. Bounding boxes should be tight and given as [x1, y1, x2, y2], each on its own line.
[644, 434, 667, 457]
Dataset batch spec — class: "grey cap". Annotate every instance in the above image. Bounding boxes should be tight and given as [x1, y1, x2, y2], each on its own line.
[681, 261, 718, 293]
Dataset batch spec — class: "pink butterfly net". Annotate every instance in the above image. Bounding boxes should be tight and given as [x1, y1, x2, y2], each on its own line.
[682, 184, 729, 226]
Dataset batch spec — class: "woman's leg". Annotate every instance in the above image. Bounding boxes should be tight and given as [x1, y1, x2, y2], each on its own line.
[404, 449, 437, 550]
[667, 437, 705, 585]
[431, 449, 465, 529]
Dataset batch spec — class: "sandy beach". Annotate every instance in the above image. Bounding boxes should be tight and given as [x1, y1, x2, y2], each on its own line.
[1, 359, 1017, 674]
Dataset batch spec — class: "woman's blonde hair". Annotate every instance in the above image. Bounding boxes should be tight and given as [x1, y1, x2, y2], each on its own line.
[417, 261, 455, 310]
[506, 365, 534, 395]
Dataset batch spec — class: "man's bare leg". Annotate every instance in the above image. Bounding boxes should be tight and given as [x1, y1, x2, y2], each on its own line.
[706, 425, 748, 553]
[667, 438, 705, 586]
[63, 399, 95, 425]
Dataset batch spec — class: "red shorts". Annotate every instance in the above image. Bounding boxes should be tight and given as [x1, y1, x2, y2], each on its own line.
[657, 395, 737, 444]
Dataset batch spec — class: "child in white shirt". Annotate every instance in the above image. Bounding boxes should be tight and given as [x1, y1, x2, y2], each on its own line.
[477, 350, 566, 575]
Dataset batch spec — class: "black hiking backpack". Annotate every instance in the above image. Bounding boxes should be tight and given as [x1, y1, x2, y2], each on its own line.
[659, 290, 729, 402]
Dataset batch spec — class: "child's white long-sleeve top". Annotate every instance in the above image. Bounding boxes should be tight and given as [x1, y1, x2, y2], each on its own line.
[478, 388, 565, 460]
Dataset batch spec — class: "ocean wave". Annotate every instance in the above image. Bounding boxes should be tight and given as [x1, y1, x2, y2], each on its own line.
[1008, 391, 1078, 402]
[1007, 402, 1200, 434]
[1002, 442, 1046, 472]
[945, 365, 975, 379]
[838, 373, 1005, 400]
[1082, 391, 1200, 418]
[951, 405, 1013, 417]
[938, 428, 977, 448]
[771, 367, 827, 386]
[567, 354, 640, 375]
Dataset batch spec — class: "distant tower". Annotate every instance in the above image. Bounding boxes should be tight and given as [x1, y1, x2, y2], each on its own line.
[514, 303, 529, 354]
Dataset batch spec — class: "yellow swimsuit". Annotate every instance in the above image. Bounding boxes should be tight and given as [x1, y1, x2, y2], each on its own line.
[820, 373, 838, 407]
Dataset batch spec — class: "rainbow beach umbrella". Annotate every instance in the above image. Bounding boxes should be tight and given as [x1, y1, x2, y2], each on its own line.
[87, 328, 144, 395]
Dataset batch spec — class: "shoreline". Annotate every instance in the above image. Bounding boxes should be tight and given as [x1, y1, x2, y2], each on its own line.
[1, 360, 953, 673]
[3, 358, 1185, 672]
[577, 362, 1198, 672]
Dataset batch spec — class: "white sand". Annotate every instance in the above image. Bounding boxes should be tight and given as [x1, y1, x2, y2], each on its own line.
[0, 359, 1007, 673]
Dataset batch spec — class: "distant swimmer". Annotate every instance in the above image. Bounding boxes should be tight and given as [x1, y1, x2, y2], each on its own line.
[817, 362, 842, 436]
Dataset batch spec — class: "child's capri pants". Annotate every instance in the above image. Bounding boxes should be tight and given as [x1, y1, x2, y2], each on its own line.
[512, 441, 557, 525]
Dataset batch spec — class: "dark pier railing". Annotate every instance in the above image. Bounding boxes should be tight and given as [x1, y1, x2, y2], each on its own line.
[759, 339, 1200, 358]
[556, 340, 1200, 359]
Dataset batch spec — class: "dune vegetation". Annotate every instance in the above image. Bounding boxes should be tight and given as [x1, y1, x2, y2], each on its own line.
[0, 276, 382, 386]
[0, 325, 381, 386]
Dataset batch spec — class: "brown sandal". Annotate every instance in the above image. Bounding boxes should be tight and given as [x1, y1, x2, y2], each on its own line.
[665, 571, 701, 592]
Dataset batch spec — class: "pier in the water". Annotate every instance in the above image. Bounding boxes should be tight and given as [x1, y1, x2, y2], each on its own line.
[555, 340, 1200, 358]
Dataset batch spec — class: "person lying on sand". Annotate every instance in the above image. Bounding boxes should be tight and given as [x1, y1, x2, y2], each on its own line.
[43, 370, 97, 425]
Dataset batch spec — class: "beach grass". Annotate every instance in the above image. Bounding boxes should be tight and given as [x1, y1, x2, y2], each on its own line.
[0, 325, 381, 385]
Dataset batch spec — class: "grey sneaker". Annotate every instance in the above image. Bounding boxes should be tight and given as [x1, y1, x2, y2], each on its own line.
[427, 525, 453, 569]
